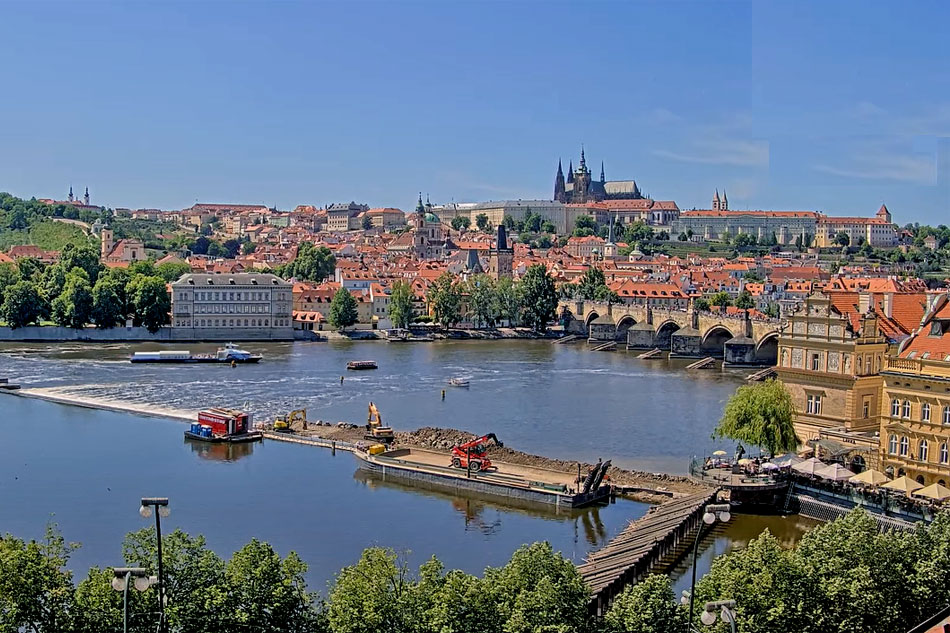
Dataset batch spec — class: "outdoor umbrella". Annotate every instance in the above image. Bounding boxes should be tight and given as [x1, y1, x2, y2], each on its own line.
[738, 458, 753, 466]
[792, 457, 824, 476]
[712, 450, 728, 457]
[772, 454, 804, 468]
[761, 463, 780, 472]
[882, 476, 924, 495]
[849, 469, 890, 486]
[913, 483, 950, 501]
[815, 463, 855, 482]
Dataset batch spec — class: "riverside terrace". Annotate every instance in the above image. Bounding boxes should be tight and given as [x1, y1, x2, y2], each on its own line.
[689, 455, 946, 526]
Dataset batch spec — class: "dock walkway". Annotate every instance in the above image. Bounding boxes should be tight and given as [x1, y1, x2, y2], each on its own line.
[578, 489, 719, 615]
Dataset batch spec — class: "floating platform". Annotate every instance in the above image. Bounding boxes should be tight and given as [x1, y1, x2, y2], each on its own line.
[184, 430, 263, 444]
[346, 361, 378, 370]
[353, 447, 612, 510]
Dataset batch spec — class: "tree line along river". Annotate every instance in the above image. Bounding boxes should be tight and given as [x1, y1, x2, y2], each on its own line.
[0, 340, 816, 594]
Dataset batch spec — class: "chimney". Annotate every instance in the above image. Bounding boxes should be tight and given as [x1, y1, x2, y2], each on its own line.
[882, 293, 893, 319]
[858, 292, 870, 314]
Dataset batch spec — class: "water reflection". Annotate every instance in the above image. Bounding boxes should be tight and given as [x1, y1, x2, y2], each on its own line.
[184, 438, 256, 462]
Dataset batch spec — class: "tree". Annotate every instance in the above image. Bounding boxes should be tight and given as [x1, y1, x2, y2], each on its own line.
[735, 290, 755, 310]
[502, 215, 517, 230]
[286, 243, 337, 282]
[1, 280, 46, 328]
[207, 241, 228, 258]
[426, 272, 462, 328]
[329, 288, 359, 331]
[524, 212, 542, 233]
[714, 379, 800, 457]
[450, 216, 471, 231]
[191, 235, 212, 255]
[15, 256, 46, 282]
[0, 263, 21, 304]
[834, 231, 851, 247]
[0, 524, 76, 633]
[693, 297, 710, 312]
[466, 274, 498, 329]
[678, 232, 689, 241]
[241, 241, 257, 255]
[733, 233, 757, 248]
[222, 238, 242, 258]
[91, 278, 126, 328]
[623, 221, 654, 244]
[97, 267, 132, 315]
[541, 220, 556, 234]
[519, 264, 558, 333]
[128, 275, 170, 333]
[388, 280, 414, 329]
[494, 276, 521, 326]
[604, 574, 682, 633]
[475, 213, 490, 232]
[58, 242, 102, 285]
[155, 261, 192, 283]
[51, 269, 94, 328]
[575, 266, 608, 301]
[709, 291, 732, 308]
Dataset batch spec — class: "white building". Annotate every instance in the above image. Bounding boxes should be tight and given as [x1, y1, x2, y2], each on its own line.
[170, 273, 293, 340]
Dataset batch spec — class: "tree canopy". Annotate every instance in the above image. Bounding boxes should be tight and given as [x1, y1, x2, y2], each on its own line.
[329, 288, 359, 331]
[714, 379, 800, 457]
[426, 272, 462, 328]
[387, 280, 414, 329]
[519, 264, 558, 333]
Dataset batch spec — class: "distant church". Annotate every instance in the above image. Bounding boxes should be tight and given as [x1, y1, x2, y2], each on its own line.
[554, 148, 643, 204]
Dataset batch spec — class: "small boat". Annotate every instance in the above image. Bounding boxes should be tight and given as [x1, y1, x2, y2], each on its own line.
[448, 377, 470, 388]
[131, 343, 262, 364]
[184, 408, 262, 444]
[347, 361, 378, 370]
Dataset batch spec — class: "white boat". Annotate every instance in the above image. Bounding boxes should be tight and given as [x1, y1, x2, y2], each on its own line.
[448, 377, 470, 388]
[130, 343, 262, 364]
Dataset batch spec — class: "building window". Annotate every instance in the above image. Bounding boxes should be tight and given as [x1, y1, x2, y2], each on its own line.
[919, 440, 929, 463]
[811, 354, 821, 371]
[944, 406, 950, 425]
[941, 443, 949, 465]
[892, 399, 901, 417]
[902, 400, 911, 419]
[900, 436, 909, 456]
[922, 403, 931, 422]
[806, 394, 822, 415]
[863, 399, 871, 419]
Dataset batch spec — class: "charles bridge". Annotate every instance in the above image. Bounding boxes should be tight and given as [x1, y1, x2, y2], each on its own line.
[558, 300, 784, 364]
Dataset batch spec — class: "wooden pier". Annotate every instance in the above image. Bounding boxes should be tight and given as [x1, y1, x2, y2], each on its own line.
[745, 366, 777, 381]
[577, 489, 720, 615]
[553, 334, 580, 345]
[636, 348, 663, 359]
[685, 357, 717, 370]
[591, 341, 617, 352]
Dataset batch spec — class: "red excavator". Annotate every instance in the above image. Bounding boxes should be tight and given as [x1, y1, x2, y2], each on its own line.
[450, 433, 503, 472]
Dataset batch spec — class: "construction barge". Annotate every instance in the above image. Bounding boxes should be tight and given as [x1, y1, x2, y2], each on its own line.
[353, 446, 613, 510]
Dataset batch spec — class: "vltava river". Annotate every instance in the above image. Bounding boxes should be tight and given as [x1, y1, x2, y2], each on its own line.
[0, 341, 815, 592]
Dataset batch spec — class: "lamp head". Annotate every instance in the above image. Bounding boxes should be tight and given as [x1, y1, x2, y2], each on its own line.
[700, 609, 717, 626]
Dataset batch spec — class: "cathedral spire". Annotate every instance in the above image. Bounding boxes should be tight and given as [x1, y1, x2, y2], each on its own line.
[579, 145, 586, 170]
[416, 192, 425, 215]
[567, 160, 574, 184]
[83, 187, 89, 206]
[68, 186, 74, 202]
[600, 161, 605, 183]
[554, 160, 566, 203]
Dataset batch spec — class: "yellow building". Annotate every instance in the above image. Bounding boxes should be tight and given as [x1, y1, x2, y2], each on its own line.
[776, 292, 887, 468]
[879, 294, 950, 485]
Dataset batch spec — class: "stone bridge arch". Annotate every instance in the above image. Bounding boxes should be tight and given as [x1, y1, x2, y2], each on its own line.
[655, 320, 680, 349]
[701, 325, 735, 357]
[615, 315, 637, 339]
[754, 331, 780, 364]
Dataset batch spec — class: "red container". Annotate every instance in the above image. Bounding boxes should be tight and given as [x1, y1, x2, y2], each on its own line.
[197, 408, 250, 436]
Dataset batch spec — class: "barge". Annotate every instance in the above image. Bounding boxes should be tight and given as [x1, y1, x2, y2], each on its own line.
[131, 343, 262, 364]
[347, 360, 378, 370]
[184, 408, 262, 444]
[353, 446, 613, 510]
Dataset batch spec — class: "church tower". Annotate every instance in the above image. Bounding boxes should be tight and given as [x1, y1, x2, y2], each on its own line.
[554, 160, 566, 203]
[100, 227, 115, 259]
[721, 189, 728, 211]
[876, 203, 892, 223]
[489, 224, 513, 280]
[83, 187, 90, 206]
[603, 214, 617, 258]
[567, 161, 574, 184]
[68, 186, 74, 203]
[572, 147, 591, 204]
[600, 162, 605, 183]
[712, 189, 721, 211]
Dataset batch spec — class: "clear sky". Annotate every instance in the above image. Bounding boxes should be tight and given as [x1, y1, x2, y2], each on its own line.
[2, 1, 948, 223]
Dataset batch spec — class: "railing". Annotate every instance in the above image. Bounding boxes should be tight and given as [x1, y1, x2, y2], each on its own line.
[884, 356, 950, 379]
[885, 357, 922, 372]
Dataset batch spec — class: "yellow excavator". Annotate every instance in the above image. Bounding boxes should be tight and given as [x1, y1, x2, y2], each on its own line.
[274, 409, 307, 433]
[365, 402, 394, 443]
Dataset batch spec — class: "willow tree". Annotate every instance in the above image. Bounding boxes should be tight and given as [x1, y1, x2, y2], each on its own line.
[714, 379, 800, 457]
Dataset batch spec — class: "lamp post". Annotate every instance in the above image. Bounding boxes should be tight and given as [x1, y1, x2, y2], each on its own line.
[685, 503, 731, 633]
[140, 497, 170, 632]
[700, 600, 737, 633]
[111, 567, 157, 633]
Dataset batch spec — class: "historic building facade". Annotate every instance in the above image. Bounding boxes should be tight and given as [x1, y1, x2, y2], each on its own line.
[776, 292, 888, 468]
[170, 273, 294, 339]
[879, 294, 950, 485]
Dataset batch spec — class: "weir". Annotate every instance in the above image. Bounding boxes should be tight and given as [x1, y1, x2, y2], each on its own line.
[578, 489, 719, 615]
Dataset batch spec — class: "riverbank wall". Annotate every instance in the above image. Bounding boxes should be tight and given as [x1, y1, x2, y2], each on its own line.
[0, 325, 294, 342]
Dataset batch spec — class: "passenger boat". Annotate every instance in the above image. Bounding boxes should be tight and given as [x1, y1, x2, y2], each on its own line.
[448, 377, 470, 388]
[130, 343, 262, 364]
[346, 360, 378, 370]
[184, 408, 262, 444]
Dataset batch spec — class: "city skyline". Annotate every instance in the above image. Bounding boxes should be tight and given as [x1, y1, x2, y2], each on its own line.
[2, 1, 949, 222]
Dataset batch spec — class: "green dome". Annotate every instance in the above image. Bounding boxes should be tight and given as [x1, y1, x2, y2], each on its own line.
[424, 212, 439, 223]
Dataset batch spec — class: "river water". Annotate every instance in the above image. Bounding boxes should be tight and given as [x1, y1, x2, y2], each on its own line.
[0, 341, 816, 594]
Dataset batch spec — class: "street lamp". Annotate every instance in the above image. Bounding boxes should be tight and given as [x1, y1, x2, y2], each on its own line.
[700, 600, 737, 633]
[111, 567, 157, 633]
[140, 497, 170, 632]
[685, 503, 731, 633]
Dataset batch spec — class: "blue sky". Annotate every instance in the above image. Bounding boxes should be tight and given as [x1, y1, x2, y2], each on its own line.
[2, 1, 948, 224]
